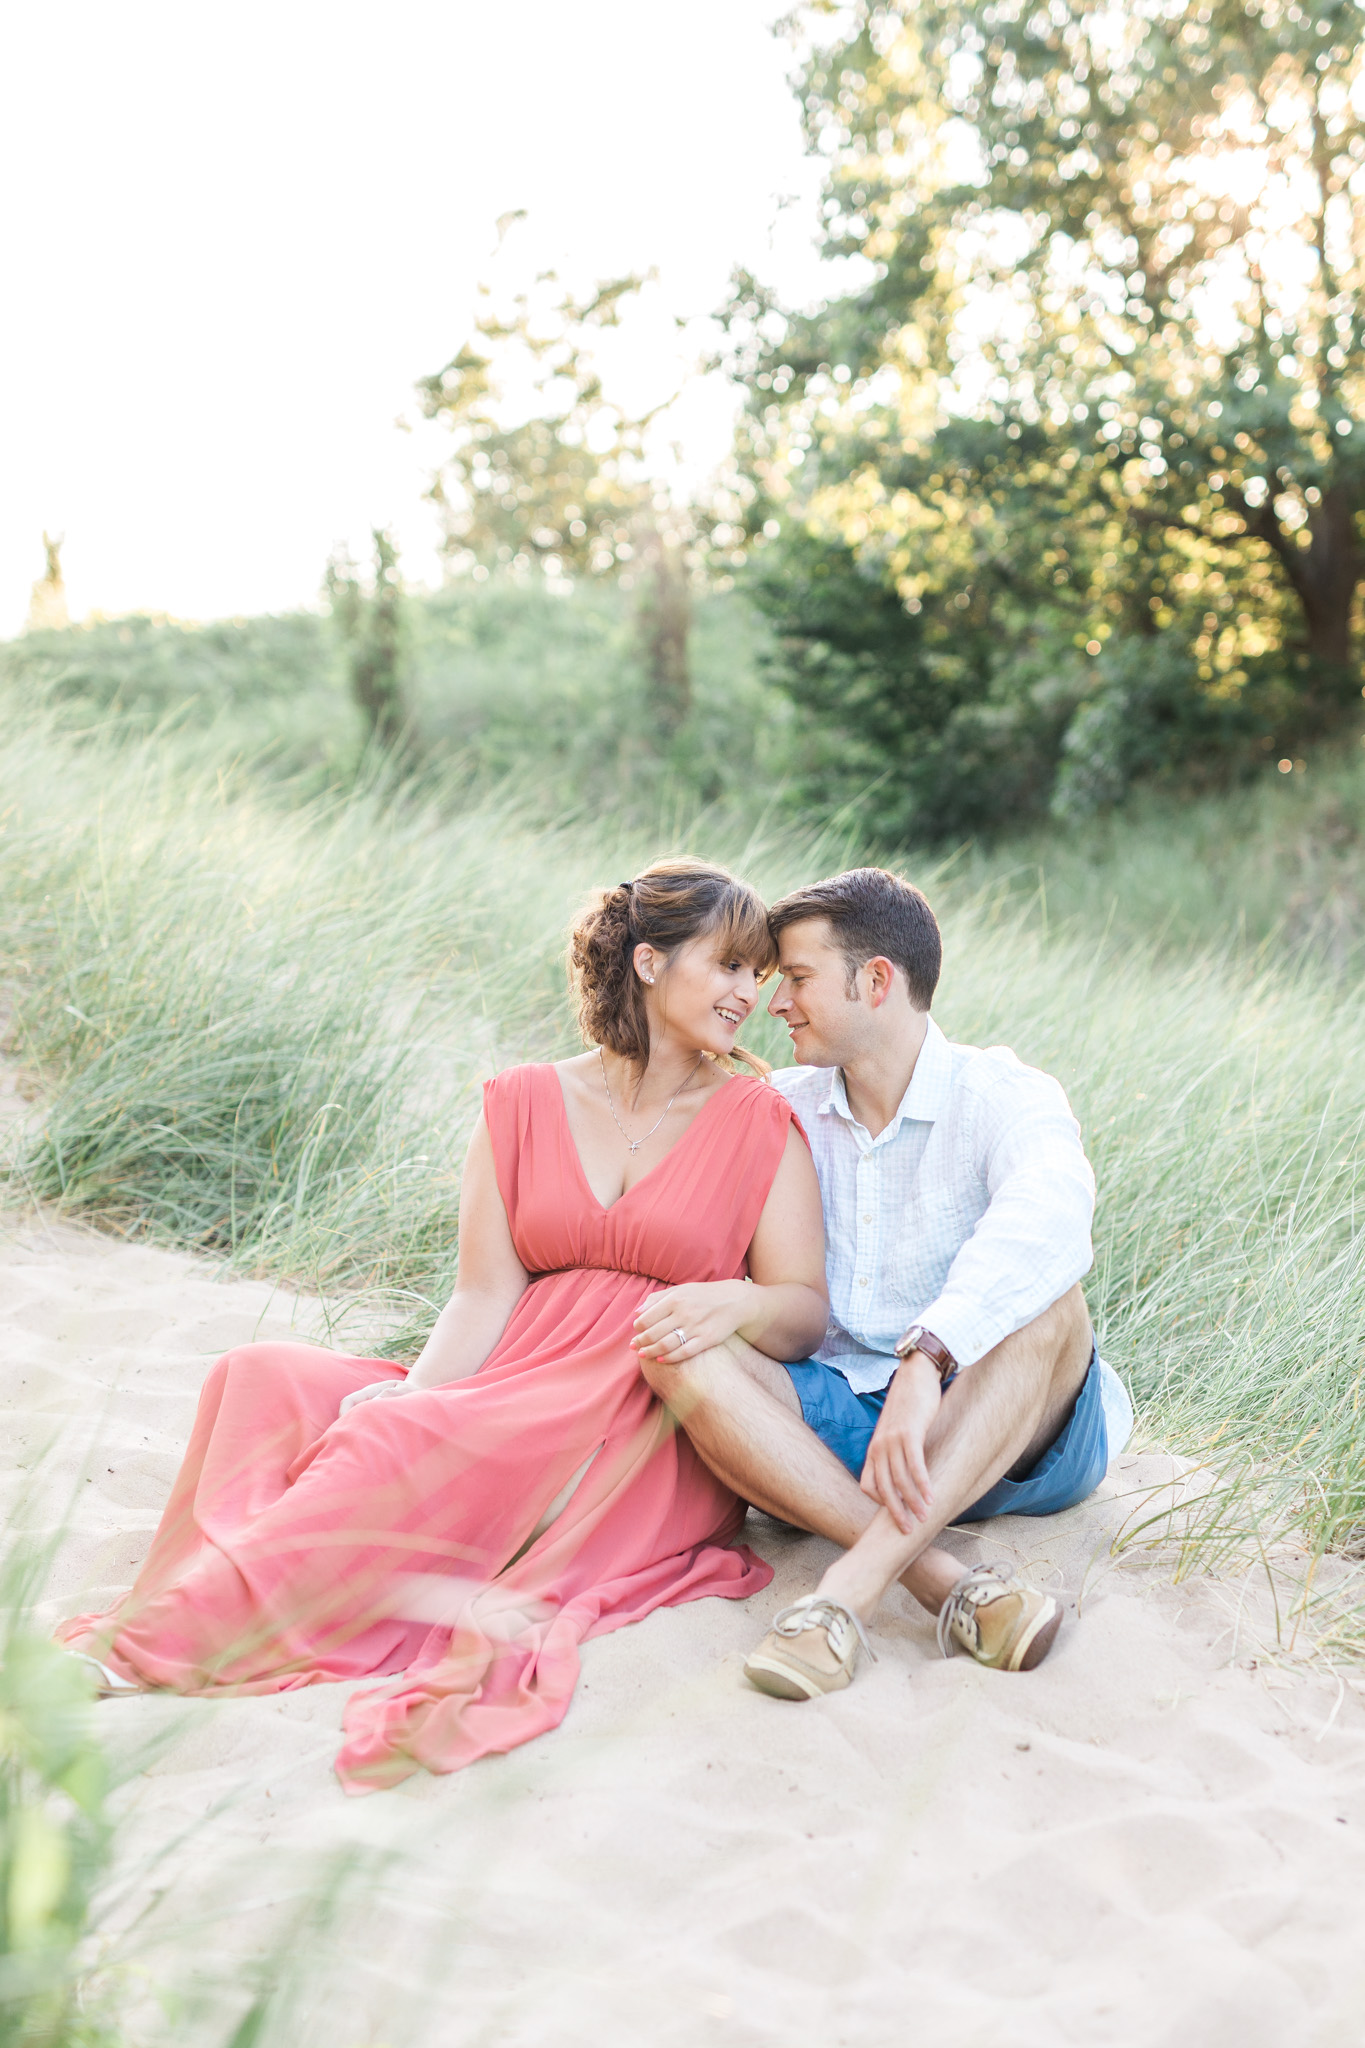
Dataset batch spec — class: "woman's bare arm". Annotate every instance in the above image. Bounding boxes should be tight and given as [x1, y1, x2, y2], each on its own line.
[342, 1117, 528, 1409]
[631, 1126, 828, 1366]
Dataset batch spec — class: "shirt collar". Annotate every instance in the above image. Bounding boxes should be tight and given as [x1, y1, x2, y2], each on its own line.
[819, 1016, 953, 1140]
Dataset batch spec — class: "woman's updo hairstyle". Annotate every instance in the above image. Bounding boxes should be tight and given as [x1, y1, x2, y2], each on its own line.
[569, 857, 776, 1076]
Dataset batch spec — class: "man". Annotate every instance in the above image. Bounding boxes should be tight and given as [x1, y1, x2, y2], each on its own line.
[637, 867, 1132, 1699]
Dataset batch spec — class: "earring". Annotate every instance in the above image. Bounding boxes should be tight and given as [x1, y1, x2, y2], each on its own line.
[643, 975, 655, 985]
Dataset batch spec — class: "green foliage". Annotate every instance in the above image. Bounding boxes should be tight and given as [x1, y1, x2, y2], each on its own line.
[964, 735, 1365, 968]
[0, 582, 794, 824]
[418, 265, 699, 725]
[417, 273, 666, 582]
[742, 502, 1088, 838]
[407, 579, 790, 813]
[0, 611, 363, 805]
[1052, 631, 1264, 818]
[726, 0, 1365, 830]
[0, 1551, 114, 2048]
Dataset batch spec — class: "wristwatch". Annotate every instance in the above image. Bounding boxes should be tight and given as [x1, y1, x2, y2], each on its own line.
[893, 1323, 956, 1382]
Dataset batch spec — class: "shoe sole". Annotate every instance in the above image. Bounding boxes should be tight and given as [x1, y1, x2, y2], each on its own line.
[1005, 1597, 1062, 1672]
[743, 1652, 851, 1700]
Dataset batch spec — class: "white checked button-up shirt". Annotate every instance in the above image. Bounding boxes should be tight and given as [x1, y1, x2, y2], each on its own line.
[770, 1017, 1114, 1395]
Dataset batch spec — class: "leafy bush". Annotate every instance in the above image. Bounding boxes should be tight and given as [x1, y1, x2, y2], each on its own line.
[1052, 635, 1255, 819]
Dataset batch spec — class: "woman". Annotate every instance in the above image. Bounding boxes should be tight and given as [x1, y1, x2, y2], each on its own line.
[61, 860, 827, 1793]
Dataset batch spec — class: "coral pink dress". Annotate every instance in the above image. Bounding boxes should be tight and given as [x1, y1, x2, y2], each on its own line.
[61, 1066, 798, 1793]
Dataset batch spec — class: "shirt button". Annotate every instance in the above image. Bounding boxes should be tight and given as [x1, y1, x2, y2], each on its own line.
[863, 1214, 873, 1223]
[858, 1277, 869, 1287]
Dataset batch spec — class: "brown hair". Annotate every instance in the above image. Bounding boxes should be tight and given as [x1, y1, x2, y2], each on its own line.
[767, 867, 942, 1010]
[569, 857, 776, 1075]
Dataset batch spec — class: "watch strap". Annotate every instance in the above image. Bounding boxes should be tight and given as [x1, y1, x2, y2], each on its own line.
[894, 1325, 956, 1381]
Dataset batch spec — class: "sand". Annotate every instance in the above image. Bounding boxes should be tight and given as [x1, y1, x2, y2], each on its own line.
[4, 1190, 1365, 2047]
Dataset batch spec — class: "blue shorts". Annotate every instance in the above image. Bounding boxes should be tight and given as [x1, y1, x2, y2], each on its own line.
[783, 1343, 1110, 1523]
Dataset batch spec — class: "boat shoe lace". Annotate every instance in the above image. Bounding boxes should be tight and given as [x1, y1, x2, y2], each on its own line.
[771, 1595, 878, 1665]
[936, 1562, 1020, 1660]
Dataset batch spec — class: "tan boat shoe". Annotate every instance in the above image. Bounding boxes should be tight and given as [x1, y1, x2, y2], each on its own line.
[936, 1563, 1062, 1671]
[743, 1594, 877, 1700]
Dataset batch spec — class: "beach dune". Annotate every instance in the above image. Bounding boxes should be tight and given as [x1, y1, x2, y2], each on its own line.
[3, 1201, 1364, 2047]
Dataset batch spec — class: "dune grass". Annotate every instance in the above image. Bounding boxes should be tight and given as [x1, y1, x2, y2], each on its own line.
[1, 582, 796, 822]
[0, 683, 1362, 1645]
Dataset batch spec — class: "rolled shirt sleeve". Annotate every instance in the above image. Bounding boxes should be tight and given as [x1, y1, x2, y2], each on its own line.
[914, 1071, 1095, 1370]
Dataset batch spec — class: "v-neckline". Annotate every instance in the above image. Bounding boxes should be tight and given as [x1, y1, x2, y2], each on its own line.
[550, 1062, 732, 1216]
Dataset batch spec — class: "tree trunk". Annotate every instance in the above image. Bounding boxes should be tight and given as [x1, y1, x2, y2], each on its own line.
[330, 532, 411, 756]
[633, 522, 692, 735]
[1264, 485, 1361, 672]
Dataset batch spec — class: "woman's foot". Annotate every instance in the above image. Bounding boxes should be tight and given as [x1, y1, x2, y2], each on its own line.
[66, 1648, 142, 1696]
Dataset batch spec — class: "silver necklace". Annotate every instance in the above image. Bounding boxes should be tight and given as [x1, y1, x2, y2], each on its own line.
[598, 1047, 703, 1155]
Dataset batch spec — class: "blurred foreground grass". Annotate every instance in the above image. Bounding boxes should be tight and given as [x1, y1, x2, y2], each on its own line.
[0, 1530, 434, 2046]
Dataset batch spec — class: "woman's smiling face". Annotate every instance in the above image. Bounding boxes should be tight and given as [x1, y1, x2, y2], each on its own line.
[636, 932, 762, 1059]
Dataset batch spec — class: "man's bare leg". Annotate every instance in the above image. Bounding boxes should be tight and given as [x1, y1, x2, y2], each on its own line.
[639, 1335, 963, 1613]
[815, 1284, 1094, 1625]
[640, 1291, 1090, 1619]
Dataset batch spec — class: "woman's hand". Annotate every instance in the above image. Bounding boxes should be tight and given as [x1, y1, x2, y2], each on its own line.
[338, 1379, 408, 1417]
[630, 1281, 759, 1364]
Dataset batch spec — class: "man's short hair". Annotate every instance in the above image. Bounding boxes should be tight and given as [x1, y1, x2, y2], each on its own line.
[768, 868, 942, 1010]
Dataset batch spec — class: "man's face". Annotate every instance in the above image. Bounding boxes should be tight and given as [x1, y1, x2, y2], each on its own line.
[767, 918, 873, 1067]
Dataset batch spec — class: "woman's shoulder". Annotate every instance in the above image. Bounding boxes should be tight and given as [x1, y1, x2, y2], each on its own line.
[481, 1062, 557, 1110]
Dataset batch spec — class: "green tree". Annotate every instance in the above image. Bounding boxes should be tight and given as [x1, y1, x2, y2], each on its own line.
[418, 273, 694, 729]
[726, 0, 1365, 828]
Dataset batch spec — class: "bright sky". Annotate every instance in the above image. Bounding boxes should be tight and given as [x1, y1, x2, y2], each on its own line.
[0, 2, 829, 635]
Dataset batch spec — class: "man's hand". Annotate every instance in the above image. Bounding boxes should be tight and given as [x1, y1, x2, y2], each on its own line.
[630, 1280, 756, 1364]
[860, 1352, 941, 1533]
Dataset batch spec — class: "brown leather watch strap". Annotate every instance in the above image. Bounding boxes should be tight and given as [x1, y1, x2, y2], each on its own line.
[893, 1324, 956, 1381]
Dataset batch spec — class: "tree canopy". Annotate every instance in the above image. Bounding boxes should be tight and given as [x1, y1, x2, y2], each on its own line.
[417, 269, 697, 726]
[725, 0, 1365, 832]
[417, 273, 668, 583]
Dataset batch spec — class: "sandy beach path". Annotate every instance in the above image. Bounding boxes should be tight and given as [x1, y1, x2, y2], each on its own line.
[3, 1200, 1364, 2048]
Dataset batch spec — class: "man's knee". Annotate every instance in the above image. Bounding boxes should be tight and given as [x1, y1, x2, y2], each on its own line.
[1017, 1283, 1090, 1368]
[966, 1285, 1090, 1397]
[1048, 1283, 1094, 1376]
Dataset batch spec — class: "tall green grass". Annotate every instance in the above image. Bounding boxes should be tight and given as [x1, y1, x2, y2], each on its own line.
[1, 582, 798, 821]
[8, 584, 1365, 973]
[1, 689, 1362, 1642]
[953, 741, 1365, 975]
